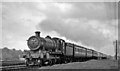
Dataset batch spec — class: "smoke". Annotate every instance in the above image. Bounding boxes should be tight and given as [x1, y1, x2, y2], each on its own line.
[38, 17, 116, 50]
[36, 2, 118, 51]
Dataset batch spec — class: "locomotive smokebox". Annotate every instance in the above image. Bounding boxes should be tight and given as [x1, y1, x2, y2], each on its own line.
[35, 31, 40, 37]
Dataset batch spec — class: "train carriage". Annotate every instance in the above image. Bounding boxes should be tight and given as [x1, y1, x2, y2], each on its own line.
[65, 43, 74, 56]
[86, 49, 93, 57]
[74, 45, 86, 57]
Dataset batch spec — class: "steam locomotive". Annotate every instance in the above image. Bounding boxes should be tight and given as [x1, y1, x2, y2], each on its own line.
[23, 31, 108, 66]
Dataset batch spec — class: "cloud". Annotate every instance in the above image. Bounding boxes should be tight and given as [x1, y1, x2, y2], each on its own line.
[53, 3, 72, 13]
[39, 18, 117, 50]
[37, 2, 118, 55]
[2, 2, 118, 56]
[2, 2, 46, 50]
[55, 2, 117, 20]
[99, 44, 115, 55]
[0, 3, 2, 48]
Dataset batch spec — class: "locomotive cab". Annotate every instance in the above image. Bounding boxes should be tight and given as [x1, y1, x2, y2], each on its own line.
[52, 37, 65, 54]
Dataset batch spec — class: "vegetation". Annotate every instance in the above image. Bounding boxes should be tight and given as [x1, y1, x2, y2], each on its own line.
[0, 47, 24, 61]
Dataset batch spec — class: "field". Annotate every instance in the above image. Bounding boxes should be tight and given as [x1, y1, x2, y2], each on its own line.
[38, 59, 118, 69]
[1, 59, 119, 71]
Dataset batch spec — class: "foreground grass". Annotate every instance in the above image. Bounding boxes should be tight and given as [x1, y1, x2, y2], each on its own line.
[39, 59, 118, 69]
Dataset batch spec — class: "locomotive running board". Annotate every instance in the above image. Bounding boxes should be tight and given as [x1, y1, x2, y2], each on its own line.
[49, 52, 63, 55]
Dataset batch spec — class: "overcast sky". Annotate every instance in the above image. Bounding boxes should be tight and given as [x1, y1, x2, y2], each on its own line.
[1, 2, 118, 56]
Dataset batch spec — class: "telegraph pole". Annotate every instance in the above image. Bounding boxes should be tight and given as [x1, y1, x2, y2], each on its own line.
[115, 40, 117, 60]
[113, 40, 118, 60]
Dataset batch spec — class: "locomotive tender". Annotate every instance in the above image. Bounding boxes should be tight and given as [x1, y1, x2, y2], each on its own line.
[23, 31, 107, 66]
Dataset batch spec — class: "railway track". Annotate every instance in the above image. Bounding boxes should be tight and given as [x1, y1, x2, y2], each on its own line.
[0, 65, 26, 71]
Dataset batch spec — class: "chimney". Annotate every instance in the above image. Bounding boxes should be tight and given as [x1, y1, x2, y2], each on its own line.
[35, 31, 40, 37]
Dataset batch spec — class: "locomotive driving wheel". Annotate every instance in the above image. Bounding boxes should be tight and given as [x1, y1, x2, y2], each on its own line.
[25, 59, 30, 66]
[38, 59, 43, 67]
[49, 60, 53, 66]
